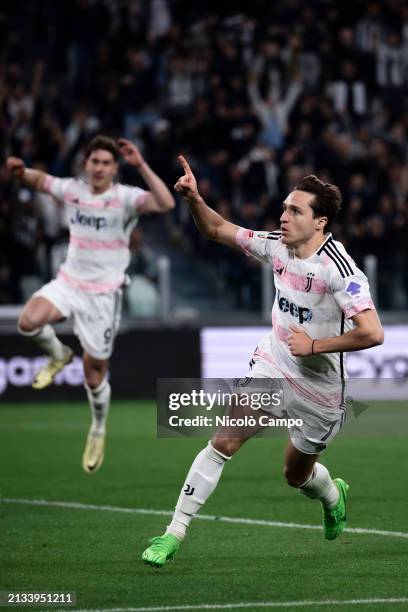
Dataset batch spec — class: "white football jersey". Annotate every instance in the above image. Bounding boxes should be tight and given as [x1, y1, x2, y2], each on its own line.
[43, 176, 148, 293]
[236, 228, 375, 381]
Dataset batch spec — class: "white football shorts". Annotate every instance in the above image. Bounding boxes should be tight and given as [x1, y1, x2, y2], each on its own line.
[33, 278, 122, 360]
[239, 335, 346, 455]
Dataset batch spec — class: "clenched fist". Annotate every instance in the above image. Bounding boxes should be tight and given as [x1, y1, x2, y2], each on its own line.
[117, 138, 145, 168]
[287, 325, 315, 356]
[6, 156, 25, 178]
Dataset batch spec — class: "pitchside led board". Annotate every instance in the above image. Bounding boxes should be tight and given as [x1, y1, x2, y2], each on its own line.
[0, 328, 201, 401]
[0, 326, 407, 401]
[201, 325, 408, 401]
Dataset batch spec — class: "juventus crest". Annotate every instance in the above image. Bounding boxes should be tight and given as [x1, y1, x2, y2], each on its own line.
[305, 272, 315, 292]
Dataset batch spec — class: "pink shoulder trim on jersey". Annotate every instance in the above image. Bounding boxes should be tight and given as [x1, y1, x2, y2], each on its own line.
[253, 348, 342, 408]
[58, 270, 122, 293]
[344, 299, 375, 318]
[70, 236, 128, 250]
[134, 191, 150, 211]
[273, 256, 329, 294]
[236, 227, 254, 256]
[43, 175, 54, 192]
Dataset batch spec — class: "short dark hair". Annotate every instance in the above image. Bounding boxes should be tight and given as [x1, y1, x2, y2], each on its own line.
[295, 174, 342, 232]
[85, 135, 120, 162]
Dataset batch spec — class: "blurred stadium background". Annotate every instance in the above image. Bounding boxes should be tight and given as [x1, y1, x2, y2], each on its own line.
[1, 1, 408, 610]
[1, 0, 408, 398]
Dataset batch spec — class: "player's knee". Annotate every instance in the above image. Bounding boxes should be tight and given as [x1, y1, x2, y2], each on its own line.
[283, 465, 305, 488]
[211, 438, 241, 457]
[18, 311, 41, 333]
[84, 370, 104, 390]
[84, 363, 107, 389]
[83, 353, 108, 390]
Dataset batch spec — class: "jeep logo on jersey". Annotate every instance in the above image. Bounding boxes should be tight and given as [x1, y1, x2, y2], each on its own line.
[70, 209, 107, 230]
[278, 293, 312, 323]
[346, 281, 361, 296]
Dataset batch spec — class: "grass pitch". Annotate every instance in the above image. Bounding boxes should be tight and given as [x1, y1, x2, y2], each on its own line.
[0, 400, 407, 612]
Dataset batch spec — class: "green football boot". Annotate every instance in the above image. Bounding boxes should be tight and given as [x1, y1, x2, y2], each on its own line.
[323, 478, 349, 540]
[142, 534, 180, 567]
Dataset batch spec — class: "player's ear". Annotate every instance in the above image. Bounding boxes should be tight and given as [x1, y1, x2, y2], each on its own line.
[317, 216, 327, 230]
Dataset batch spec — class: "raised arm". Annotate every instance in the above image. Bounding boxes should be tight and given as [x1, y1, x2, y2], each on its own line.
[6, 156, 48, 192]
[117, 138, 175, 213]
[174, 155, 240, 249]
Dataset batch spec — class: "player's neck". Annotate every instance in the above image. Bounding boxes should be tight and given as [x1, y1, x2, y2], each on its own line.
[90, 182, 113, 195]
[292, 232, 329, 259]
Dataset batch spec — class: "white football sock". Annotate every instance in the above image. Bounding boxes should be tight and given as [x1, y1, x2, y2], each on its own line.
[84, 378, 111, 436]
[19, 324, 66, 361]
[299, 462, 340, 508]
[166, 442, 230, 540]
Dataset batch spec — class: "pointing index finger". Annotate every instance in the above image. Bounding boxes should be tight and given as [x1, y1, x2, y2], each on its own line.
[178, 155, 192, 176]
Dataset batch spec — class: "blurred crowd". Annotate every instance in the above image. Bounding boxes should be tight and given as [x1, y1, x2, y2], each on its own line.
[0, 0, 407, 310]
